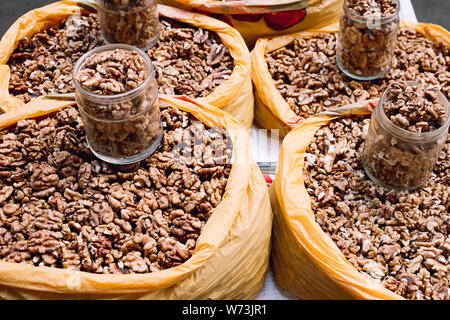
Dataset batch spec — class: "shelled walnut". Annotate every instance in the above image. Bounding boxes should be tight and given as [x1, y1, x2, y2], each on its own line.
[304, 116, 450, 300]
[0, 104, 233, 274]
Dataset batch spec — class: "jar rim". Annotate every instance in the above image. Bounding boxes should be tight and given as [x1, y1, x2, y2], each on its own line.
[73, 43, 155, 104]
[376, 81, 450, 143]
[343, 0, 400, 25]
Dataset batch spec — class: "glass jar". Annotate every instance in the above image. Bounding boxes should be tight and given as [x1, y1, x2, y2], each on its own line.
[362, 82, 450, 190]
[95, 0, 160, 50]
[336, 0, 400, 80]
[73, 44, 162, 165]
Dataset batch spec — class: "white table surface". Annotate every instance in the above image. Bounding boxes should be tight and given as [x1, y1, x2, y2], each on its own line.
[253, 0, 418, 300]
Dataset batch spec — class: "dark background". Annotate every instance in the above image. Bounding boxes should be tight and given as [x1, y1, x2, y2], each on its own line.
[0, 0, 449, 38]
[410, 0, 450, 29]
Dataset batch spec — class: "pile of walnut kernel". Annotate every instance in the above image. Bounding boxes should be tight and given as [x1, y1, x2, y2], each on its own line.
[8, 14, 104, 103]
[2, 9, 238, 275]
[382, 81, 447, 133]
[8, 14, 234, 102]
[75, 48, 148, 96]
[0, 104, 232, 273]
[265, 29, 449, 119]
[147, 18, 234, 97]
[346, 0, 398, 17]
[305, 116, 449, 300]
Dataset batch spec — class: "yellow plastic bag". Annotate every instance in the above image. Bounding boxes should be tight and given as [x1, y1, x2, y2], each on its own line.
[0, 1, 254, 129]
[270, 103, 403, 300]
[161, 0, 343, 48]
[0, 95, 272, 300]
[251, 21, 450, 137]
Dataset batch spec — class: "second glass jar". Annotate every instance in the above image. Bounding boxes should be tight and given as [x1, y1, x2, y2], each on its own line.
[95, 0, 160, 50]
[336, 0, 400, 80]
[73, 44, 163, 165]
[362, 83, 450, 191]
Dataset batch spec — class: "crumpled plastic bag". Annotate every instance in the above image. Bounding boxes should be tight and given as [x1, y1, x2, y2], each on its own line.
[161, 0, 343, 48]
[251, 21, 450, 137]
[269, 102, 404, 300]
[0, 95, 272, 299]
[0, 1, 254, 129]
